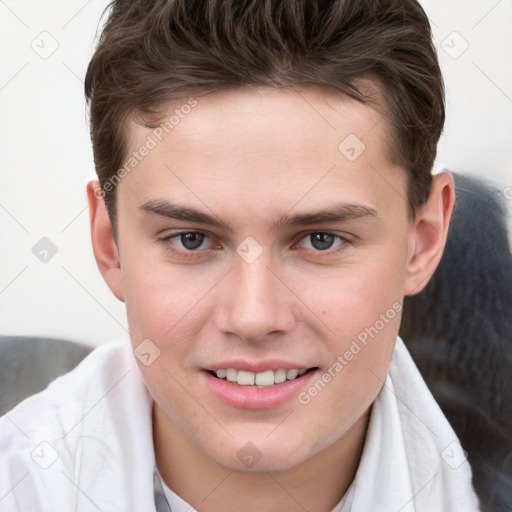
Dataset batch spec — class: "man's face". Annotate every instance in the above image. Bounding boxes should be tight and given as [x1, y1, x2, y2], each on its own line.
[115, 86, 413, 471]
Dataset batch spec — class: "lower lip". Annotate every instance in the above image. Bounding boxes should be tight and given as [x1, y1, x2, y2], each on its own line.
[202, 370, 318, 409]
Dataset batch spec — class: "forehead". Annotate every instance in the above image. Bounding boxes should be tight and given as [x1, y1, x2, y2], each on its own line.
[127, 84, 387, 157]
[120, 85, 407, 222]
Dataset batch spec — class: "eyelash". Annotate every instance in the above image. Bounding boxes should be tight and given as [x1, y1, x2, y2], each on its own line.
[157, 231, 350, 260]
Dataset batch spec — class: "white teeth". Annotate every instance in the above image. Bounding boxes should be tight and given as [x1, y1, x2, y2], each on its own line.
[226, 368, 237, 382]
[274, 369, 287, 384]
[237, 370, 255, 386]
[213, 367, 308, 386]
[255, 370, 275, 386]
[286, 369, 299, 380]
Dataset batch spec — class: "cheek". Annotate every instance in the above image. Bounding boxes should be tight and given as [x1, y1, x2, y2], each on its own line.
[120, 253, 210, 343]
[290, 250, 404, 415]
[294, 251, 405, 337]
[295, 309, 400, 451]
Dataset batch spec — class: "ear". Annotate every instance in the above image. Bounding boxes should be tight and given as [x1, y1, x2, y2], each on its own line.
[86, 180, 124, 302]
[403, 171, 455, 296]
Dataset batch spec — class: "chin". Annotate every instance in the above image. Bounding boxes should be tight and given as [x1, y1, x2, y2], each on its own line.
[205, 428, 319, 473]
[223, 448, 307, 473]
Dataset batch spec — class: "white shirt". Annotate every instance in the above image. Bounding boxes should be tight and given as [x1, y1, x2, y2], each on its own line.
[0, 337, 480, 511]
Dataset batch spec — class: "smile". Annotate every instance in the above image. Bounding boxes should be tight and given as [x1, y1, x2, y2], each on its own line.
[211, 368, 314, 387]
[203, 366, 319, 409]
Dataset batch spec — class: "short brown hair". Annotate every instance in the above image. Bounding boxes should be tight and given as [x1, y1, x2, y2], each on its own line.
[85, 0, 445, 235]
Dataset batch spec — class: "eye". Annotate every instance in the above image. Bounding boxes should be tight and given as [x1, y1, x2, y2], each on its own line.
[157, 231, 215, 259]
[175, 232, 208, 250]
[296, 232, 347, 253]
[158, 230, 350, 260]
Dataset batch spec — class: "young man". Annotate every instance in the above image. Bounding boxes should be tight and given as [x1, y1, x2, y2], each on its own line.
[0, 0, 480, 510]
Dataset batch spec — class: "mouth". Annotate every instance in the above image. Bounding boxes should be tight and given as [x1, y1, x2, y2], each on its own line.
[202, 365, 320, 409]
[207, 367, 319, 388]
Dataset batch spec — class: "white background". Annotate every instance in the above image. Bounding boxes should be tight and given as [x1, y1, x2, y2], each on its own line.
[1, 0, 511, 347]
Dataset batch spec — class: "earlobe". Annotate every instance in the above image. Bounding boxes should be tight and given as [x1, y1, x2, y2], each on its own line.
[86, 180, 125, 302]
[403, 171, 455, 296]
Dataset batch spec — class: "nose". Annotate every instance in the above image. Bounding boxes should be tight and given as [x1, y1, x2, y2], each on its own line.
[215, 254, 296, 343]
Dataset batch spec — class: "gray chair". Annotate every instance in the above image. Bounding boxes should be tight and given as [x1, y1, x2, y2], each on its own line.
[400, 171, 512, 512]
[0, 336, 93, 415]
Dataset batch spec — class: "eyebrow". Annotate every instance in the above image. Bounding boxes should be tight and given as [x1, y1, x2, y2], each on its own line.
[138, 199, 377, 232]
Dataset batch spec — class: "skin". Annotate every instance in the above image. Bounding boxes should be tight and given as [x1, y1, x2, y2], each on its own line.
[87, 85, 454, 512]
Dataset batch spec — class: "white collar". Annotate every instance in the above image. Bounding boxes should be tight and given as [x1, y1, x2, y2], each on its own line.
[0, 337, 480, 511]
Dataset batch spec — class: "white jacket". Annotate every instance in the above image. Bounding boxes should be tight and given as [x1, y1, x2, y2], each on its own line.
[0, 337, 480, 512]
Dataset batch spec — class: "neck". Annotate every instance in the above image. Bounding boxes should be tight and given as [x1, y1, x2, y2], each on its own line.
[153, 405, 370, 512]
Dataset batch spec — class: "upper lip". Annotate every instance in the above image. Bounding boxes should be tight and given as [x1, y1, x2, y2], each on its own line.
[204, 360, 314, 373]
